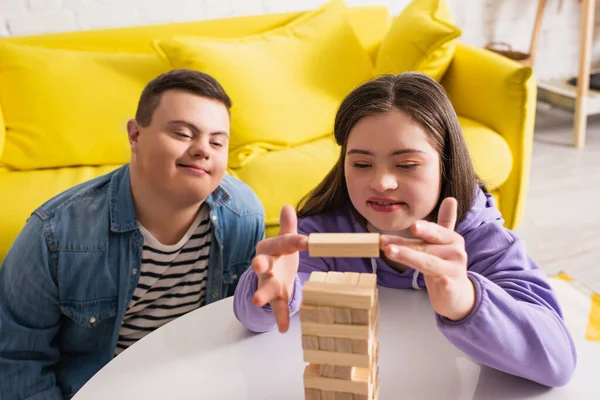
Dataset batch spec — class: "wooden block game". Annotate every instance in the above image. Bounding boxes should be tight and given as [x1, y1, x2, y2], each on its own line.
[308, 233, 380, 258]
[301, 271, 380, 400]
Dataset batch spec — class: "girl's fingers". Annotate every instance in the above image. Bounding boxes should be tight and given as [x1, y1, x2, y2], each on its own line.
[256, 234, 308, 257]
[380, 235, 422, 248]
[252, 254, 274, 276]
[411, 220, 460, 245]
[436, 197, 458, 230]
[383, 244, 456, 278]
[271, 298, 291, 333]
[252, 277, 283, 307]
[380, 236, 463, 261]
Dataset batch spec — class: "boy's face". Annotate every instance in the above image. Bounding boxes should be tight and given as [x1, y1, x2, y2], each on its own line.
[344, 109, 441, 236]
[128, 89, 230, 207]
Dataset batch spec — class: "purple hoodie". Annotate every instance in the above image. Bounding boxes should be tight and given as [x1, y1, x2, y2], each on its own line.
[233, 188, 577, 387]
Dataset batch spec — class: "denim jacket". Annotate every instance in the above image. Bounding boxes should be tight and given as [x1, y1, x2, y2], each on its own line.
[0, 164, 265, 400]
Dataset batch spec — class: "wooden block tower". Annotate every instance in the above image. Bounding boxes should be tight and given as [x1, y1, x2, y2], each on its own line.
[300, 268, 380, 400]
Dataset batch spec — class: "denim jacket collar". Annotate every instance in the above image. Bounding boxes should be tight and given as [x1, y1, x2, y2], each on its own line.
[108, 163, 232, 233]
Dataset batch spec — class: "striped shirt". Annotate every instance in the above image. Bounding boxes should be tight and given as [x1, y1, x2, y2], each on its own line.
[115, 206, 211, 356]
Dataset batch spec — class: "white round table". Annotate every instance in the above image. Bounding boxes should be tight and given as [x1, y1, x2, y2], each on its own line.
[73, 287, 600, 399]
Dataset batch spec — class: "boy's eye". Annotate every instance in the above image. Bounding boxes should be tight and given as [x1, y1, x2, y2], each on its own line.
[211, 142, 223, 148]
[397, 164, 417, 170]
[175, 132, 192, 139]
[353, 163, 371, 169]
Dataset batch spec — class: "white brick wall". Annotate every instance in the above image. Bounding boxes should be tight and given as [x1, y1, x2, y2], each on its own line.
[0, 0, 598, 80]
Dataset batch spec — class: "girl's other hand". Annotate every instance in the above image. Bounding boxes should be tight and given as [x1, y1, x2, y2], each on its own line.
[380, 198, 476, 321]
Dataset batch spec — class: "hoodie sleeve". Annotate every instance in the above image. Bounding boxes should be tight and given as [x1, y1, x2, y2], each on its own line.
[436, 221, 577, 387]
[232, 218, 331, 333]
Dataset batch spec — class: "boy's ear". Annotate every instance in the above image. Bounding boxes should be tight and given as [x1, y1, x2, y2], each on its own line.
[127, 119, 140, 153]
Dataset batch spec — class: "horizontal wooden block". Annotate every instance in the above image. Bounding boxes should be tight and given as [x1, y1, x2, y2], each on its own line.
[319, 337, 336, 352]
[304, 364, 371, 395]
[321, 392, 336, 400]
[351, 309, 370, 325]
[300, 307, 318, 323]
[301, 322, 370, 340]
[324, 271, 346, 284]
[308, 233, 380, 258]
[317, 307, 335, 324]
[334, 392, 353, 400]
[310, 271, 328, 283]
[343, 272, 361, 285]
[305, 388, 321, 400]
[319, 364, 353, 380]
[304, 349, 371, 368]
[302, 282, 374, 309]
[357, 273, 377, 289]
[334, 307, 353, 324]
[334, 338, 354, 353]
[352, 339, 370, 355]
[317, 392, 368, 400]
[302, 335, 319, 351]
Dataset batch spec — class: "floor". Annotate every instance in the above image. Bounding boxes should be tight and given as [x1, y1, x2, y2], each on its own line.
[515, 103, 600, 294]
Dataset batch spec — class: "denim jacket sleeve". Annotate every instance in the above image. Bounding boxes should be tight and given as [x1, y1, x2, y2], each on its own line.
[225, 212, 265, 299]
[0, 214, 64, 400]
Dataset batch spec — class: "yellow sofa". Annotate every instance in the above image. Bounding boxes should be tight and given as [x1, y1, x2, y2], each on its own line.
[0, 3, 536, 262]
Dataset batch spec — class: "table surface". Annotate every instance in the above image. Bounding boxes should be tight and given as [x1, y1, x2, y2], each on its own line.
[73, 287, 600, 400]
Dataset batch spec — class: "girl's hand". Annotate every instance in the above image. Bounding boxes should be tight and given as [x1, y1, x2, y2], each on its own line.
[251, 205, 308, 333]
[380, 197, 475, 321]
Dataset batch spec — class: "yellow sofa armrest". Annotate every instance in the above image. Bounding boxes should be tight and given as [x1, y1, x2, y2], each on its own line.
[441, 42, 537, 230]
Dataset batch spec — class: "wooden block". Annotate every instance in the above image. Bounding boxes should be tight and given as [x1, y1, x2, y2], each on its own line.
[310, 271, 328, 282]
[308, 233, 380, 258]
[344, 272, 360, 285]
[335, 392, 353, 400]
[351, 309, 370, 325]
[319, 364, 353, 380]
[305, 388, 321, 400]
[302, 335, 319, 351]
[321, 392, 336, 400]
[304, 364, 371, 395]
[357, 273, 377, 289]
[301, 322, 370, 340]
[333, 338, 354, 353]
[304, 349, 371, 368]
[352, 395, 368, 400]
[317, 307, 335, 324]
[319, 337, 336, 352]
[300, 306, 319, 323]
[352, 339, 370, 355]
[325, 271, 347, 284]
[302, 282, 374, 309]
[334, 308, 352, 324]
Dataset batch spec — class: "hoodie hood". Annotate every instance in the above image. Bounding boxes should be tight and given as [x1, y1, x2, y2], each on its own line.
[456, 187, 503, 236]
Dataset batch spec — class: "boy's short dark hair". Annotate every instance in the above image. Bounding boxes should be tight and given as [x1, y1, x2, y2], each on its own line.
[135, 69, 232, 127]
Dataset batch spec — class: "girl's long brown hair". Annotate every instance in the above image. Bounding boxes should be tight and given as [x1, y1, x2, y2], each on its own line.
[297, 72, 479, 225]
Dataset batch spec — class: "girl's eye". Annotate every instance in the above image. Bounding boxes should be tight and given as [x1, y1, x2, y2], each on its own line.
[353, 163, 371, 169]
[211, 142, 223, 148]
[397, 164, 417, 170]
[175, 132, 192, 139]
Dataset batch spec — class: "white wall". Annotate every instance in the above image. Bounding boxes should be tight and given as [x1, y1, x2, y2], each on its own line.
[0, 0, 599, 80]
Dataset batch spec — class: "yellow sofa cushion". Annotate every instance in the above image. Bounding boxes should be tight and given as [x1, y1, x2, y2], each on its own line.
[0, 165, 121, 260]
[0, 41, 168, 170]
[0, 105, 5, 162]
[153, 0, 374, 160]
[230, 137, 340, 237]
[459, 116, 513, 191]
[374, 0, 461, 81]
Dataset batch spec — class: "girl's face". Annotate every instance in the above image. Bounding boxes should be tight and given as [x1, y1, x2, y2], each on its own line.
[344, 109, 442, 236]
